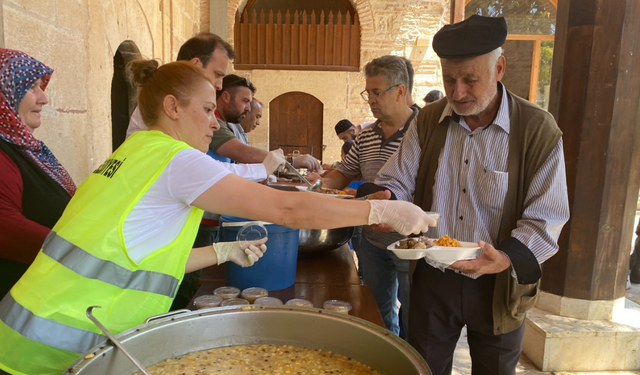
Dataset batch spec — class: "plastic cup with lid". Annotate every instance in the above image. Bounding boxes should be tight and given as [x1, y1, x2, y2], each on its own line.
[236, 221, 268, 249]
[323, 300, 353, 315]
[254, 296, 284, 306]
[193, 294, 223, 309]
[285, 298, 314, 308]
[425, 211, 440, 227]
[241, 287, 269, 303]
[220, 297, 250, 306]
[213, 286, 241, 300]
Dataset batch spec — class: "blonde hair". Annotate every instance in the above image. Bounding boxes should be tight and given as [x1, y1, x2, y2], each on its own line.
[127, 59, 213, 127]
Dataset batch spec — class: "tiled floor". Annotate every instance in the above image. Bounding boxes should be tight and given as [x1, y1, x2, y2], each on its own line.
[450, 282, 640, 375]
[451, 211, 640, 375]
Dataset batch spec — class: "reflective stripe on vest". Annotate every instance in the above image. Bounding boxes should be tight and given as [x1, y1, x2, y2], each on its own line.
[43, 231, 179, 298]
[0, 293, 105, 353]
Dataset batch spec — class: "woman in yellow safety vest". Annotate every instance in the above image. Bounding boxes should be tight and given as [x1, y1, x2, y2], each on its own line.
[0, 59, 435, 375]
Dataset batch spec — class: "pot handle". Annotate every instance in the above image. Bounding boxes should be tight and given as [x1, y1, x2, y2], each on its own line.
[145, 309, 191, 324]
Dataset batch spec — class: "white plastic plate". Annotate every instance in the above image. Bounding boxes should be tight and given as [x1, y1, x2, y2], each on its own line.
[387, 239, 482, 261]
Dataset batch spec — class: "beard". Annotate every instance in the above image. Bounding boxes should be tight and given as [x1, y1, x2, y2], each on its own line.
[448, 70, 498, 117]
[227, 109, 248, 124]
[449, 83, 497, 116]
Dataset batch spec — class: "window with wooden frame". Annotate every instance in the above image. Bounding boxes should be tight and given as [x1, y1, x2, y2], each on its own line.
[233, 0, 361, 71]
[464, 0, 557, 109]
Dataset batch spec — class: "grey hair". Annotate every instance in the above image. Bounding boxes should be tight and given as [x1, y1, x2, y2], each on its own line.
[488, 47, 503, 79]
[364, 55, 409, 88]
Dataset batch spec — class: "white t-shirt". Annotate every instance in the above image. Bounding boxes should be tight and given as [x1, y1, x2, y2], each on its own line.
[126, 107, 147, 139]
[122, 148, 263, 263]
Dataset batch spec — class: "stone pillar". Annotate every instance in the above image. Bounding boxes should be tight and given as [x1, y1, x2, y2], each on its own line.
[523, 0, 640, 371]
[209, 0, 229, 40]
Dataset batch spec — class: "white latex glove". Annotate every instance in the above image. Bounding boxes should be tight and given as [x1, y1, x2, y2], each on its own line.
[367, 200, 436, 235]
[262, 150, 287, 174]
[292, 154, 321, 172]
[213, 238, 268, 267]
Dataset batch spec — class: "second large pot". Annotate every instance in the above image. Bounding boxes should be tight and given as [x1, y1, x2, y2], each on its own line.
[64, 306, 431, 375]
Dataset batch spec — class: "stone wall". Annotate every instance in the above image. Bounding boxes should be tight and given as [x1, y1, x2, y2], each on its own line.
[2, 0, 450, 175]
[2, 0, 201, 182]
[226, 0, 449, 163]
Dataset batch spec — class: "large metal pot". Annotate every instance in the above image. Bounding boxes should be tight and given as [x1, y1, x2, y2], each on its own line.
[64, 306, 431, 375]
[298, 226, 354, 254]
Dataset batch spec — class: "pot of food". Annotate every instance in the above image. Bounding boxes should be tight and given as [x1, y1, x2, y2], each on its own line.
[64, 306, 431, 375]
[298, 226, 354, 254]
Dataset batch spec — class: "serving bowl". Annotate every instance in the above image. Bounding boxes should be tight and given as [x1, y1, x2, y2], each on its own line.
[298, 226, 354, 254]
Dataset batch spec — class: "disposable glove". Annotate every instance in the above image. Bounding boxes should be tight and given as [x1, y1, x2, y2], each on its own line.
[367, 200, 436, 235]
[213, 237, 268, 267]
[262, 150, 287, 174]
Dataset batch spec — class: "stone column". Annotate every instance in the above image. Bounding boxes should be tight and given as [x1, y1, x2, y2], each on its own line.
[523, 0, 640, 371]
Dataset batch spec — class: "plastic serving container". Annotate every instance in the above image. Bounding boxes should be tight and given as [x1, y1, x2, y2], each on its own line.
[285, 298, 314, 307]
[323, 300, 353, 315]
[254, 296, 283, 306]
[193, 295, 223, 309]
[241, 287, 269, 303]
[213, 286, 241, 300]
[220, 298, 250, 306]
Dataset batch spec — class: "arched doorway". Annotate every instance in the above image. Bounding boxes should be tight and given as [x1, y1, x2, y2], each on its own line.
[269, 92, 323, 161]
[111, 41, 141, 151]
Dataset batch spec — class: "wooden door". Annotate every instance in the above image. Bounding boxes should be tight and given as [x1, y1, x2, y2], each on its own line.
[269, 92, 324, 161]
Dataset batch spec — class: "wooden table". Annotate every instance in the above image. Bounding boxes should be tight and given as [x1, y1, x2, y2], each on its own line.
[190, 245, 384, 326]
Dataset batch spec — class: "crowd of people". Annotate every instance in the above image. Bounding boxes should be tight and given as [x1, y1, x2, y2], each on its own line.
[0, 14, 578, 375]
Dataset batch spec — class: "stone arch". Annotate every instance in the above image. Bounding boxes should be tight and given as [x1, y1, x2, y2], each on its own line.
[227, 0, 374, 65]
[111, 40, 141, 151]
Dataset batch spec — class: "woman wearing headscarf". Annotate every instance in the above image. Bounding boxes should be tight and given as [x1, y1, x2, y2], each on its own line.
[0, 48, 75, 297]
[0, 58, 434, 375]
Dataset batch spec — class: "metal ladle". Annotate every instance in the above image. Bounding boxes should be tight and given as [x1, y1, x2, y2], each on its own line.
[284, 161, 322, 191]
[86, 306, 151, 375]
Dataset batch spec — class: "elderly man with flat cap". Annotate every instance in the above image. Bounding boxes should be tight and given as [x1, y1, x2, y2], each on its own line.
[369, 15, 569, 374]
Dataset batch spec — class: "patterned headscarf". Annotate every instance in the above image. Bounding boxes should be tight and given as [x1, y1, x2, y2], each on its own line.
[0, 48, 76, 195]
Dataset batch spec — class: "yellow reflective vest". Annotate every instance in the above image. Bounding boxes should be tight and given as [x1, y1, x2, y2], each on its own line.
[0, 131, 204, 375]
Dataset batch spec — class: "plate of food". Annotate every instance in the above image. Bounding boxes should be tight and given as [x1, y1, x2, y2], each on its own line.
[302, 187, 354, 198]
[387, 235, 482, 262]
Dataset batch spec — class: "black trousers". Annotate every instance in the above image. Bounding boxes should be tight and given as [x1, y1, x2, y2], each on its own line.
[630, 220, 640, 284]
[408, 261, 525, 375]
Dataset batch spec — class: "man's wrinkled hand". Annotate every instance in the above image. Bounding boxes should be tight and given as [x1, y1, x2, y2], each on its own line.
[292, 154, 321, 172]
[449, 240, 511, 275]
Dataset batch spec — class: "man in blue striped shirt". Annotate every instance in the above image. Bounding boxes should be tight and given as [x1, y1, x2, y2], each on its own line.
[320, 55, 418, 337]
[374, 16, 570, 374]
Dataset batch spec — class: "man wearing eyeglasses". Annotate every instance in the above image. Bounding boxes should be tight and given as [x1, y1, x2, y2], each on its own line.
[318, 55, 418, 337]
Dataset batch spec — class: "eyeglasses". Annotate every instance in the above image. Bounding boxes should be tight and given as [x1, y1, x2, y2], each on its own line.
[360, 84, 400, 101]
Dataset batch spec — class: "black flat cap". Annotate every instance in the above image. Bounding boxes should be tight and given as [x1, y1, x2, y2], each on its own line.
[433, 15, 507, 59]
[334, 119, 354, 135]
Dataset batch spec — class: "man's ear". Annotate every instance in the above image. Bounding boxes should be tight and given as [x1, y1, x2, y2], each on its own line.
[162, 95, 179, 120]
[220, 90, 231, 104]
[189, 57, 204, 68]
[396, 84, 407, 102]
[495, 55, 506, 82]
